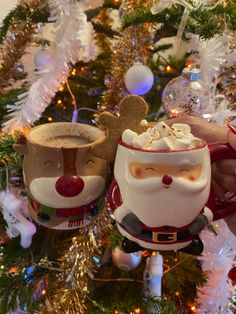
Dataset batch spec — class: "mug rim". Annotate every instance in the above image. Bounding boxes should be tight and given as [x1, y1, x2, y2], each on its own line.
[26, 122, 106, 149]
[118, 138, 207, 153]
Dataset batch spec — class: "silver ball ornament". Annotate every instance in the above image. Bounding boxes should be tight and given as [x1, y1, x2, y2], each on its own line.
[34, 49, 54, 70]
[124, 63, 154, 95]
[112, 247, 142, 271]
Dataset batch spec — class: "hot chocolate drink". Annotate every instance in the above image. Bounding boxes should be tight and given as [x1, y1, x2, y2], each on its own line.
[40, 136, 91, 148]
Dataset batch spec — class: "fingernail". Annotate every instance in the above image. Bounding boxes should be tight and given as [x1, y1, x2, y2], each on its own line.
[227, 123, 236, 135]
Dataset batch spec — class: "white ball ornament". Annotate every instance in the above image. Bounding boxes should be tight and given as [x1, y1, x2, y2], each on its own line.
[34, 49, 54, 70]
[124, 63, 154, 95]
[112, 247, 142, 271]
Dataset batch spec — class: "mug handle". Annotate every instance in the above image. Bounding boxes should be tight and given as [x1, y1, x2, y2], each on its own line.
[209, 142, 236, 163]
[208, 142, 236, 220]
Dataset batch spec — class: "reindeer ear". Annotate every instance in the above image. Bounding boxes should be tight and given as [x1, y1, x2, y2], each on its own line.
[92, 95, 150, 162]
[98, 112, 117, 128]
[13, 135, 28, 155]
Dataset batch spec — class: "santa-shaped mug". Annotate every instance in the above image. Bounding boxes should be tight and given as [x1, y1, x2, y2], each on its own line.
[108, 124, 236, 255]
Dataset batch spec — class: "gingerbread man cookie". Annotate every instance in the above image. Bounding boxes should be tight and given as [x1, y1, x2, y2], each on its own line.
[92, 95, 150, 161]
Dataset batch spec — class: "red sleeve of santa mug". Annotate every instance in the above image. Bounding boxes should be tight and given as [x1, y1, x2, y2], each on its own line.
[213, 123, 236, 222]
[227, 123, 236, 150]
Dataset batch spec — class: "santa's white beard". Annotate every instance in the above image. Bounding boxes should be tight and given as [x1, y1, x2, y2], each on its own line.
[119, 176, 210, 228]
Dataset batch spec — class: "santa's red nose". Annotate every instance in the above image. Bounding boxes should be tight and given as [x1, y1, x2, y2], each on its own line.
[55, 175, 84, 197]
[162, 175, 173, 185]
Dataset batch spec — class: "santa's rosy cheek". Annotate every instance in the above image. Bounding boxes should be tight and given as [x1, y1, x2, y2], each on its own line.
[133, 167, 143, 178]
[188, 175, 196, 181]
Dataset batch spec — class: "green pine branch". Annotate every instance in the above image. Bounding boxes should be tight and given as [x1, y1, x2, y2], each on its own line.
[122, 3, 235, 38]
[87, 294, 187, 314]
[0, 3, 50, 44]
[0, 134, 23, 190]
[0, 269, 47, 313]
[212, 0, 236, 31]
[109, 224, 125, 249]
[0, 135, 22, 166]
[163, 252, 207, 304]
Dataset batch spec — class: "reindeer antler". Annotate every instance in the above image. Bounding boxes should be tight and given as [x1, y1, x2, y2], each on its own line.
[92, 95, 149, 162]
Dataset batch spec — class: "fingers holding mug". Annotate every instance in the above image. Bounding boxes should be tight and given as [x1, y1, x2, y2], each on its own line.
[212, 159, 236, 193]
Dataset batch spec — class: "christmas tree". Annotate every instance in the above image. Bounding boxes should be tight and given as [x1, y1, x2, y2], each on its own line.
[0, 0, 236, 313]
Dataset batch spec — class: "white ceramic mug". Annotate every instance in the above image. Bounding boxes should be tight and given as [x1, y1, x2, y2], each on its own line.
[108, 138, 236, 251]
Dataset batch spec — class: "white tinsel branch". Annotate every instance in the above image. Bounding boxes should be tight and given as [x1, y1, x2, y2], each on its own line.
[3, 0, 104, 132]
[197, 220, 236, 313]
[208, 95, 236, 126]
[186, 34, 236, 84]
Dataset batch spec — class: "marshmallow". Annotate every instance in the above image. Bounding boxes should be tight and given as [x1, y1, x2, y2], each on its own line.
[122, 129, 138, 146]
[140, 119, 148, 126]
[174, 137, 200, 150]
[147, 127, 160, 140]
[150, 137, 174, 150]
[172, 130, 186, 139]
[174, 130, 195, 140]
[132, 132, 152, 148]
[123, 121, 200, 151]
[190, 138, 201, 148]
[174, 138, 192, 150]
[172, 123, 191, 134]
[154, 122, 171, 137]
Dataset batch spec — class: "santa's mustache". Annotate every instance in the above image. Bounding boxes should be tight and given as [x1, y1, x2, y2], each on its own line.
[126, 175, 209, 194]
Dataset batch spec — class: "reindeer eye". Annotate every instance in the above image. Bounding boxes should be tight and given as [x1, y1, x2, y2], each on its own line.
[87, 159, 95, 165]
[44, 161, 55, 166]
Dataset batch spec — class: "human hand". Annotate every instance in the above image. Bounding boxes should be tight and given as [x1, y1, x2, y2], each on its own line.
[165, 115, 236, 234]
[165, 115, 236, 193]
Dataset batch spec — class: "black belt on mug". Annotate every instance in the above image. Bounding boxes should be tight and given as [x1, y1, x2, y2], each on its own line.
[141, 228, 192, 243]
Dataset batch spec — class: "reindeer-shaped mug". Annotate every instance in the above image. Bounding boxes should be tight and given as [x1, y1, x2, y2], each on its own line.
[14, 122, 107, 230]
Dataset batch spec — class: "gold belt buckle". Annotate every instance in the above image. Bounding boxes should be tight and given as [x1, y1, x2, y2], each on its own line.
[152, 231, 177, 243]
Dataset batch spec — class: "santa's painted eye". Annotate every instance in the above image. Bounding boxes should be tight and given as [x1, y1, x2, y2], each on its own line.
[180, 168, 190, 173]
[87, 159, 95, 165]
[145, 167, 155, 172]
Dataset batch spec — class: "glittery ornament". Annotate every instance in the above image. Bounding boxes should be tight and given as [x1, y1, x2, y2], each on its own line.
[162, 67, 210, 118]
[14, 62, 24, 74]
[125, 63, 154, 95]
[231, 294, 236, 305]
[112, 247, 142, 271]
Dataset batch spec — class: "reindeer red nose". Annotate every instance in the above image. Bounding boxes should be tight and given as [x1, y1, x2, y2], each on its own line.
[55, 176, 84, 197]
[162, 175, 173, 185]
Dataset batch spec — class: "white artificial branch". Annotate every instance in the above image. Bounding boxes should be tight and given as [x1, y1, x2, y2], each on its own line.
[186, 34, 236, 84]
[3, 0, 104, 132]
[198, 220, 236, 313]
